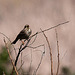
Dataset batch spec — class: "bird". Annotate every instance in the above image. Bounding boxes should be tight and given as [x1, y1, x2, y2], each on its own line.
[11, 24, 32, 44]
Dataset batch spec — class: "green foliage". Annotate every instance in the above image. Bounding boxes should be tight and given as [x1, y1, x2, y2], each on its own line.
[61, 67, 75, 75]
[0, 46, 9, 75]
[0, 47, 9, 63]
[62, 67, 71, 75]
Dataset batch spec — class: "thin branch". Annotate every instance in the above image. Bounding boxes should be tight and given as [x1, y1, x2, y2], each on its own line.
[20, 38, 31, 51]
[23, 50, 44, 59]
[18, 61, 24, 71]
[40, 28, 53, 75]
[38, 21, 69, 34]
[29, 33, 37, 46]
[15, 44, 23, 66]
[4, 38, 19, 75]
[29, 21, 69, 41]
[55, 29, 60, 75]
[27, 44, 45, 49]
[0, 32, 11, 42]
[9, 38, 32, 75]
[21, 43, 45, 75]
[33, 45, 45, 75]
[28, 49, 32, 74]
[11, 43, 24, 75]
[33, 52, 45, 75]
[0, 32, 17, 56]
[12, 35, 35, 73]
[21, 51, 23, 68]
[61, 50, 67, 60]
[15, 50, 21, 66]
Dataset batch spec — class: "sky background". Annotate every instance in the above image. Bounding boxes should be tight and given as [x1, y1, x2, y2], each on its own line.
[0, 0, 75, 75]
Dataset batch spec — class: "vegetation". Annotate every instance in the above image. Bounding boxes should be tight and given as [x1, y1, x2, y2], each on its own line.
[0, 46, 10, 75]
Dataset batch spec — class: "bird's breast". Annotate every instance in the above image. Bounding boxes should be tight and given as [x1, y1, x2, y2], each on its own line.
[25, 28, 32, 36]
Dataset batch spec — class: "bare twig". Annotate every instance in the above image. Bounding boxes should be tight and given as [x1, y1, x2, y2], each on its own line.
[61, 50, 67, 60]
[18, 61, 24, 71]
[21, 51, 23, 67]
[0, 32, 11, 42]
[27, 44, 45, 49]
[0, 32, 17, 56]
[28, 49, 32, 74]
[4, 38, 19, 75]
[33, 44, 45, 75]
[55, 29, 60, 75]
[11, 44, 23, 75]
[10, 38, 32, 75]
[29, 21, 69, 41]
[40, 28, 53, 75]
[21, 44, 45, 75]
[37, 21, 69, 34]
[20, 38, 32, 51]
[11, 39, 25, 75]
[23, 49, 44, 60]
[33, 52, 45, 75]
[29, 33, 37, 46]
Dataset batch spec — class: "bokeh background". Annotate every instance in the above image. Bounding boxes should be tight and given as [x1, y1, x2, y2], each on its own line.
[0, 0, 75, 75]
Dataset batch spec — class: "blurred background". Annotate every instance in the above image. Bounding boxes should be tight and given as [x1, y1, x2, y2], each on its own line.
[0, 0, 75, 75]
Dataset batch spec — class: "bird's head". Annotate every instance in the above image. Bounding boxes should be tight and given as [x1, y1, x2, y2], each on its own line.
[24, 24, 29, 29]
[24, 24, 32, 35]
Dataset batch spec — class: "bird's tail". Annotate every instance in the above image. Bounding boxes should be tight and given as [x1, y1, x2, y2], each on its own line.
[11, 37, 18, 44]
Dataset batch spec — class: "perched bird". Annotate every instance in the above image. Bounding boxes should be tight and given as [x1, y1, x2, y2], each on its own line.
[11, 24, 32, 44]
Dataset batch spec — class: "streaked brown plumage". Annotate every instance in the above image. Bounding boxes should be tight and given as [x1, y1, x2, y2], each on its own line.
[11, 24, 32, 44]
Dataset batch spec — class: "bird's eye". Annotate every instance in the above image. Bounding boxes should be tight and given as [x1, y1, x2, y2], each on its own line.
[27, 25, 29, 27]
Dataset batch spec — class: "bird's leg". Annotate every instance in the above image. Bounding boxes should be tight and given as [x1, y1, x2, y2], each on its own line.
[24, 39, 26, 42]
[21, 40, 24, 45]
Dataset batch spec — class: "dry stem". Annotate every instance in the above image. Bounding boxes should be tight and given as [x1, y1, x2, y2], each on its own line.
[40, 28, 53, 75]
[4, 39, 19, 75]
[55, 29, 60, 75]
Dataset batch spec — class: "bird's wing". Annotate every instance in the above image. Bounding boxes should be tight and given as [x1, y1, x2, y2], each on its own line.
[19, 30, 25, 35]
[19, 29, 30, 36]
